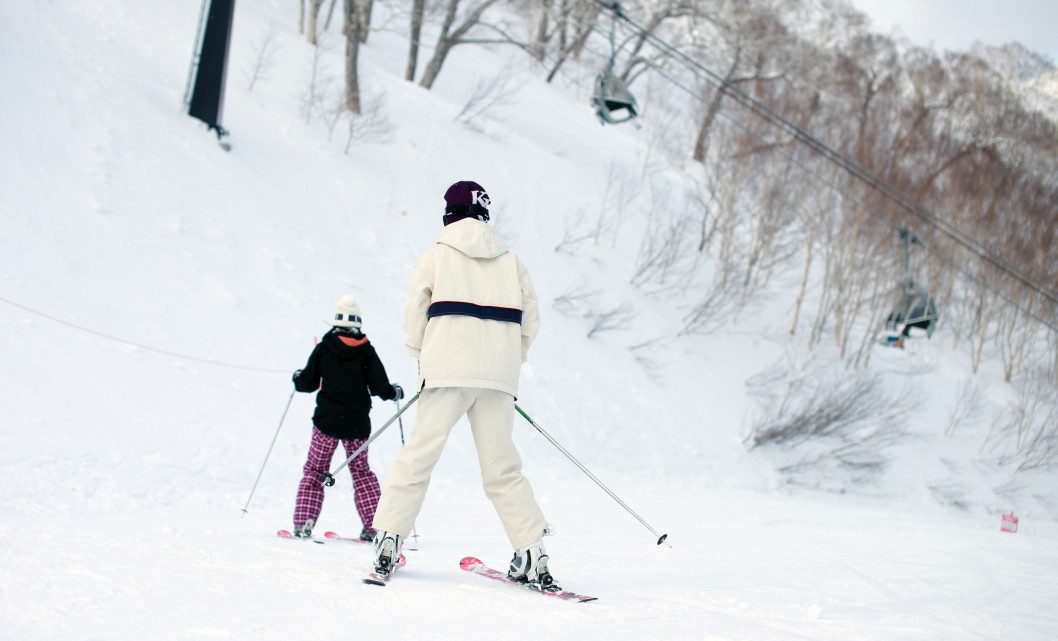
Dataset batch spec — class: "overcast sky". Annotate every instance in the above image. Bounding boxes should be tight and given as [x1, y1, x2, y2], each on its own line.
[850, 0, 1058, 63]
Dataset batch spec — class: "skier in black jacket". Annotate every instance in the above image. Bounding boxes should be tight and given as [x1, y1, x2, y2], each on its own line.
[291, 295, 403, 540]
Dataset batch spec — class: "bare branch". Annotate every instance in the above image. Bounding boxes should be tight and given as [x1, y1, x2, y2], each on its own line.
[244, 25, 280, 93]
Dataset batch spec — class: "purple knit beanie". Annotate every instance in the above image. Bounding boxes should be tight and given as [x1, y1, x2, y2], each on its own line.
[443, 180, 491, 225]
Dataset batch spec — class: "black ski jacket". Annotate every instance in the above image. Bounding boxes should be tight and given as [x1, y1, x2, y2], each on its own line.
[293, 331, 398, 440]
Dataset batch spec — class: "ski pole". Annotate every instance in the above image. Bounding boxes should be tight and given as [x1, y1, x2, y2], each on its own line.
[394, 397, 420, 545]
[241, 389, 296, 516]
[322, 391, 421, 487]
[515, 404, 671, 547]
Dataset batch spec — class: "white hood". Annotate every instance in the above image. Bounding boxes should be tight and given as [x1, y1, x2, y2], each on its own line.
[435, 218, 508, 259]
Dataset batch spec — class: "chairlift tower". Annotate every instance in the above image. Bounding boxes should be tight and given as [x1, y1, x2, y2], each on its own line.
[184, 0, 236, 148]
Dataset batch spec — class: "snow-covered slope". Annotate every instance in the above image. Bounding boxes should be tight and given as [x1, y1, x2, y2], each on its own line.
[2, 2, 1057, 639]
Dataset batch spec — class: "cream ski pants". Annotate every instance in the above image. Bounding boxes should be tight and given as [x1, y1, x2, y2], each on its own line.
[372, 387, 549, 549]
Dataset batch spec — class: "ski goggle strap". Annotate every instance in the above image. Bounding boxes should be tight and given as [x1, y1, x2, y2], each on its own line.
[443, 203, 490, 222]
[334, 313, 362, 324]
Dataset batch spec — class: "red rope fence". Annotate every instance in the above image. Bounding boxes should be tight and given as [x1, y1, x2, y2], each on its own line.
[0, 294, 288, 374]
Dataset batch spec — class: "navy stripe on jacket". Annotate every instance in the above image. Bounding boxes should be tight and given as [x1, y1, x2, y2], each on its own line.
[427, 301, 523, 324]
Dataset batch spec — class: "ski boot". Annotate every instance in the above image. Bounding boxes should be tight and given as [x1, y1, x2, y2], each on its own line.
[507, 541, 560, 592]
[293, 518, 315, 539]
[371, 531, 404, 577]
[359, 526, 376, 542]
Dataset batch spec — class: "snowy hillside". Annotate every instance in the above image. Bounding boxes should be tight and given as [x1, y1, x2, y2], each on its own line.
[2, 1, 1057, 639]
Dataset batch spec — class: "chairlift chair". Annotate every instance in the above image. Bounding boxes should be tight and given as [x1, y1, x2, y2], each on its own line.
[881, 228, 939, 347]
[884, 280, 939, 345]
[592, 2, 639, 125]
[592, 72, 639, 124]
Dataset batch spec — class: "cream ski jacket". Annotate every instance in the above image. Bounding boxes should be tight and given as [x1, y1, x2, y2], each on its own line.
[404, 218, 540, 397]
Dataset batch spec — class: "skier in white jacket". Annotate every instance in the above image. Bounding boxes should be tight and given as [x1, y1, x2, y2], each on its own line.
[370, 180, 558, 591]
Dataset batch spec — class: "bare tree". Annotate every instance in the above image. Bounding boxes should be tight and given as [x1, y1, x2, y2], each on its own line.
[590, 161, 640, 247]
[746, 360, 915, 487]
[342, 91, 393, 152]
[789, 191, 834, 336]
[454, 65, 517, 128]
[550, 281, 635, 338]
[306, 0, 325, 45]
[532, 0, 551, 62]
[419, 0, 502, 90]
[544, 1, 600, 83]
[324, 0, 339, 30]
[986, 369, 1058, 472]
[553, 209, 596, 256]
[343, 0, 364, 114]
[967, 282, 995, 374]
[996, 292, 1039, 383]
[686, 2, 790, 163]
[359, 0, 374, 44]
[244, 25, 280, 92]
[552, 280, 598, 315]
[1051, 329, 1058, 387]
[944, 379, 984, 437]
[302, 40, 330, 123]
[585, 302, 636, 338]
[631, 195, 699, 290]
[405, 0, 426, 81]
[615, 2, 691, 84]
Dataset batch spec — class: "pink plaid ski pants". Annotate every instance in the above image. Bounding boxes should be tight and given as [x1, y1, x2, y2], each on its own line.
[293, 426, 381, 531]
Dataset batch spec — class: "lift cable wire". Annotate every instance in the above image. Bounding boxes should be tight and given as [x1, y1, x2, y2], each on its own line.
[635, 50, 1058, 335]
[593, 0, 1058, 314]
[640, 61, 1058, 336]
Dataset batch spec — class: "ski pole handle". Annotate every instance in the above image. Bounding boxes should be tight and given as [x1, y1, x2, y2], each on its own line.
[322, 391, 421, 487]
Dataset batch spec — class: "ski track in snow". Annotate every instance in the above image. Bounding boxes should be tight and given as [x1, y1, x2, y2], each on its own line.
[2, 1, 1058, 639]
[3, 492, 1058, 640]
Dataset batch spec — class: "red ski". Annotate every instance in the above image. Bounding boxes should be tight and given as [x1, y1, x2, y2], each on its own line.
[459, 557, 597, 602]
[323, 531, 369, 544]
[276, 529, 323, 544]
[276, 529, 369, 544]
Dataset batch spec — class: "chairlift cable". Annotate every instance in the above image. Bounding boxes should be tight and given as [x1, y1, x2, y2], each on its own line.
[606, 4, 618, 73]
[642, 62, 1058, 336]
[592, 0, 1058, 312]
[578, 9, 1057, 335]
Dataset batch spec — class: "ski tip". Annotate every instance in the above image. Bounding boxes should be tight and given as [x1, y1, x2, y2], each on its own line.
[324, 531, 338, 539]
[277, 529, 293, 538]
[459, 556, 483, 570]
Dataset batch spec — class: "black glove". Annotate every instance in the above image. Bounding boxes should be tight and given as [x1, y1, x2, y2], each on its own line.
[391, 383, 404, 401]
[292, 369, 302, 384]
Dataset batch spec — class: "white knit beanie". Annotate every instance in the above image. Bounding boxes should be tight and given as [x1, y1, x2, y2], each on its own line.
[331, 294, 362, 329]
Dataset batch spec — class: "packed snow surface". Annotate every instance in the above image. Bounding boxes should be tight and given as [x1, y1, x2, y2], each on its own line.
[1, 1, 1056, 639]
